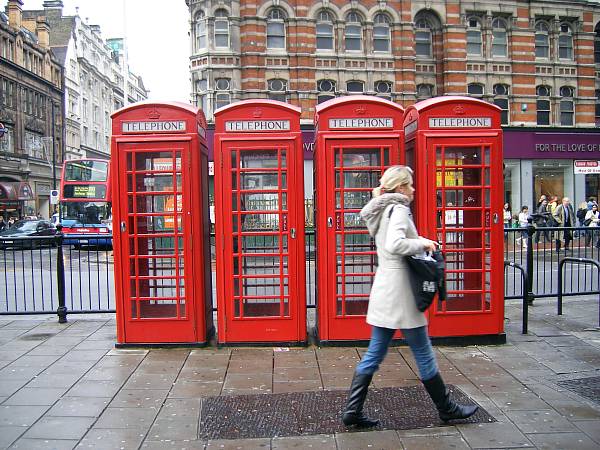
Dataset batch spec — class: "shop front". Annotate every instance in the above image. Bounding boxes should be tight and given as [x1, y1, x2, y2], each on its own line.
[0, 181, 35, 220]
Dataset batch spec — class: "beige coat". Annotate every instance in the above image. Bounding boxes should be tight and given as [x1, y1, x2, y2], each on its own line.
[366, 203, 427, 330]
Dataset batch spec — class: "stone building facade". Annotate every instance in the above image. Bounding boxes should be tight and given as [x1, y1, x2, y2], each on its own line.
[186, 0, 600, 127]
[0, 0, 65, 219]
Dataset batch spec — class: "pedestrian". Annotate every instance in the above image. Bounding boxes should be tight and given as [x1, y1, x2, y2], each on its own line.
[516, 206, 529, 248]
[575, 201, 588, 238]
[0, 216, 6, 232]
[503, 203, 512, 229]
[584, 204, 600, 247]
[7, 217, 15, 228]
[534, 199, 550, 244]
[587, 197, 597, 210]
[553, 197, 575, 252]
[536, 194, 547, 210]
[341, 165, 478, 428]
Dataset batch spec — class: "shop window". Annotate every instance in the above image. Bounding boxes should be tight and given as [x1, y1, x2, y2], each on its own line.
[595, 23, 600, 64]
[316, 10, 334, 51]
[373, 14, 391, 52]
[491, 18, 508, 57]
[558, 23, 573, 60]
[415, 19, 432, 57]
[535, 21, 549, 58]
[533, 160, 573, 205]
[215, 78, 231, 110]
[0, 124, 13, 153]
[267, 79, 287, 102]
[493, 84, 509, 125]
[345, 11, 363, 51]
[416, 83, 434, 99]
[214, 9, 230, 49]
[267, 8, 286, 50]
[466, 18, 482, 56]
[317, 79, 336, 103]
[595, 89, 600, 127]
[375, 80, 392, 99]
[346, 80, 364, 94]
[536, 85, 551, 125]
[195, 10, 207, 51]
[467, 83, 484, 97]
[559, 86, 574, 126]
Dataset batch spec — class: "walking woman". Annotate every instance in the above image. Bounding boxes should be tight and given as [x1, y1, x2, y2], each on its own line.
[341, 165, 478, 428]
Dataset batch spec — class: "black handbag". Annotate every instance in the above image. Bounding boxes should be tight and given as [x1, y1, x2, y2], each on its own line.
[405, 250, 447, 312]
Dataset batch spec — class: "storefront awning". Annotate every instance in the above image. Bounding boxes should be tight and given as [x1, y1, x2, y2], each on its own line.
[0, 182, 34, 201]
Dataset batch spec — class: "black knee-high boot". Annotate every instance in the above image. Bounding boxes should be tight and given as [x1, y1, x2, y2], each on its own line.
[422, 373, 479, 421]
[341, 372, 379, 428]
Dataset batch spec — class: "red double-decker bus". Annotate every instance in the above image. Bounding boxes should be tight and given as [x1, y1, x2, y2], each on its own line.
[58, 158, 112, 245]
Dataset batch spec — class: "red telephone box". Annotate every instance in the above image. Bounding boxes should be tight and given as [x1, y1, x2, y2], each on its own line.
[314, 96, 405, 343]
[403, 96, 505, 341]
[214, 100, 306, 344]
[111, 102, 213, 345]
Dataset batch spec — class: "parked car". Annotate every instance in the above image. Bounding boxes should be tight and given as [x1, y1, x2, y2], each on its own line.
[0, 220, 57, 249]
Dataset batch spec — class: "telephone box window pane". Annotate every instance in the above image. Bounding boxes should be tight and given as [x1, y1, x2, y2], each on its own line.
[336, 171, 379, 188]
[240, 173, 286, 190]
[240, 150, 283, 168]
[243, 299, 283, 317]
[134, 154, 180, 172]
[234, 193, 285, 211]
[336, 191, 372, 209]
[130, 173, 181, 192]
[336, 297, 369, 316]
[240, 234, 282, 253]
[241, 213, 280, 231]
[335, 148, 382, 167]
[343, 212, 366, 228]
[337, 233, 375, 253]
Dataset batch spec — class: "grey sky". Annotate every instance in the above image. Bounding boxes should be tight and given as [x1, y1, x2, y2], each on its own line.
[6, 0, 191, 102]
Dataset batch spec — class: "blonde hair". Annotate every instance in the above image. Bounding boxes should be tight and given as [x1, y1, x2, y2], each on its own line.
[372, 165, 414, 197]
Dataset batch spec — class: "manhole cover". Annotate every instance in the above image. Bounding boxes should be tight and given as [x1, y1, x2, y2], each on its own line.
[199, 385, 495, 440]
[19, 333, 56, 341]
[558, 376, 600, 405]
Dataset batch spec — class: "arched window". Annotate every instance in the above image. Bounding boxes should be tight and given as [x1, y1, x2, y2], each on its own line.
[373, 14, 391, 52]
[215, 78, 231, 110]
[195, 11, 207, 51]
[467, 83, 484, 97]
[316, 10, 334, 51]
[317, 79, 336, 103]
[345, 11, 363, 51]
[559, 86, 574, 126]
[493, 84, 510, 125]
[214, 9, 230, 49]
[466, 18, 482, 56]
[536, 85, 551, 125]
[491, 18, 508, 57]
[558, 23, 573, 60]
[535, 21, 549, 58]
[416, 83, 434, 99]
[375, 80, 392, 99]
[346, 80, 364, 93]
[415, 19, 432, 57]
[595, 23, 600, 64]
[267, 78, 287, 102]
[267, 8, 286, 49]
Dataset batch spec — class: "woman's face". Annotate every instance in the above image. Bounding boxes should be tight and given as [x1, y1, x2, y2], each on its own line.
[504, 203, 509, 209]
[395, 182, 415, 201]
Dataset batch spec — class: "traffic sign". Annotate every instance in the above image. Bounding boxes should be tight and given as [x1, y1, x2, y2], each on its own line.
[0, 122, 6, 138]
[50, 189, 59, 205]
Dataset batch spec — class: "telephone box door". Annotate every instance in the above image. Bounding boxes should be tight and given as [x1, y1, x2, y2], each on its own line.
[117, 140, 196, 343]
[425, 136, 504, 337]
[323, 138, 400, 340]
[218, 140, 305, 343]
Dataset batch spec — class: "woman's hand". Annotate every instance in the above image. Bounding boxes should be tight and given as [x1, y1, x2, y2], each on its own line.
[420, 237, 439, 252]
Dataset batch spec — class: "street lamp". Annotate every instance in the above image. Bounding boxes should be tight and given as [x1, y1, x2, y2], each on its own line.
[51, 100, 57, 191]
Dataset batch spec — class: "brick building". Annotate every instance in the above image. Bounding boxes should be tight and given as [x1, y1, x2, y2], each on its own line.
[188, 0, 600, 209]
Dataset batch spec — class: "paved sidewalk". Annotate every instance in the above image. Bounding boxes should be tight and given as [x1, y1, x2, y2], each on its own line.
[0, 297, 599, 449]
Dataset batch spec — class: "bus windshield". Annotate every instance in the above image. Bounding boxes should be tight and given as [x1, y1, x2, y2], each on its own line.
[64, 160, 108, 182]
[60, 202, 111, 226]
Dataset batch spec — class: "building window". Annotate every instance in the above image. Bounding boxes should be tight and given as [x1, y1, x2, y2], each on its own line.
[491, 18, 508, 57]
[467, 83, 484, 97]
[214, 9, 230, 49]
[316, 10, 334, 51]
[415, 19, 432, 57]
[466, 18, 482, 56]
[595, 23, 600, 64]
[559, 86, 574, 126]
[346, 80, 364, 94]
[215, 78, 231, 110]
[345, 11, 363, 51]
[416, 83, 434, 99]
[268, 79, 287, 102]
[558, 23, 573, 60]
[0, 125, 14, 153]
[195, 11, 207, 51]
[375, 80, 392, 99]
[536, 85, 551, 125]
[493, 84, 509, 125]
[373, 14, 391, 52]
[267, 8, 286, 50]
[595, 89, 600, 127]
[535, 21, 550, 58]
[317, 79, 336, 103]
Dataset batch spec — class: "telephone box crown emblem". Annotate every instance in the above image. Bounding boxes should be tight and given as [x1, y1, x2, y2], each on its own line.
[453, 105, 466, 115]
[252, 108, 263, 118]
[148, 108, 161, 119]
[355, 106, 367, 115]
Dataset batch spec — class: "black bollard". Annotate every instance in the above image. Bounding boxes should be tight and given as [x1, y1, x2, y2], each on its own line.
[55, 224, 68, 323]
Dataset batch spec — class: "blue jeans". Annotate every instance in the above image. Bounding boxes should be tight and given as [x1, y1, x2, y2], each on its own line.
[356, 326, 438, 381]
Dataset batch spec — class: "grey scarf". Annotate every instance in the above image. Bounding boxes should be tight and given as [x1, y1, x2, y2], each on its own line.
[360, 193, 411, 237]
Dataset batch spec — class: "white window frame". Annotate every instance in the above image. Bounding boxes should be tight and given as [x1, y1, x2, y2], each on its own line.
[316, 10, 334, 51]
[467, 83, 484, 97]
[491, 18, 508, 58]
[415, 19, 432, 58]
[317, 79, 336, 103]
[344, 12, 363, 52]
[346, 80, 364, 94]
[559, 86, 574, 126]
[373, 14, 391, 53]
[536, 85, 551, 126]
[267, 8, 286, 50]
[558, 23, 573, 60]
[195, 11, 207, 51]
[493, 84, 510, 125]
[416, 83, 434, 99]
[214, 9, 230, 49]
[466, 18, 482, 56]
[535, 21, 550, 59]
